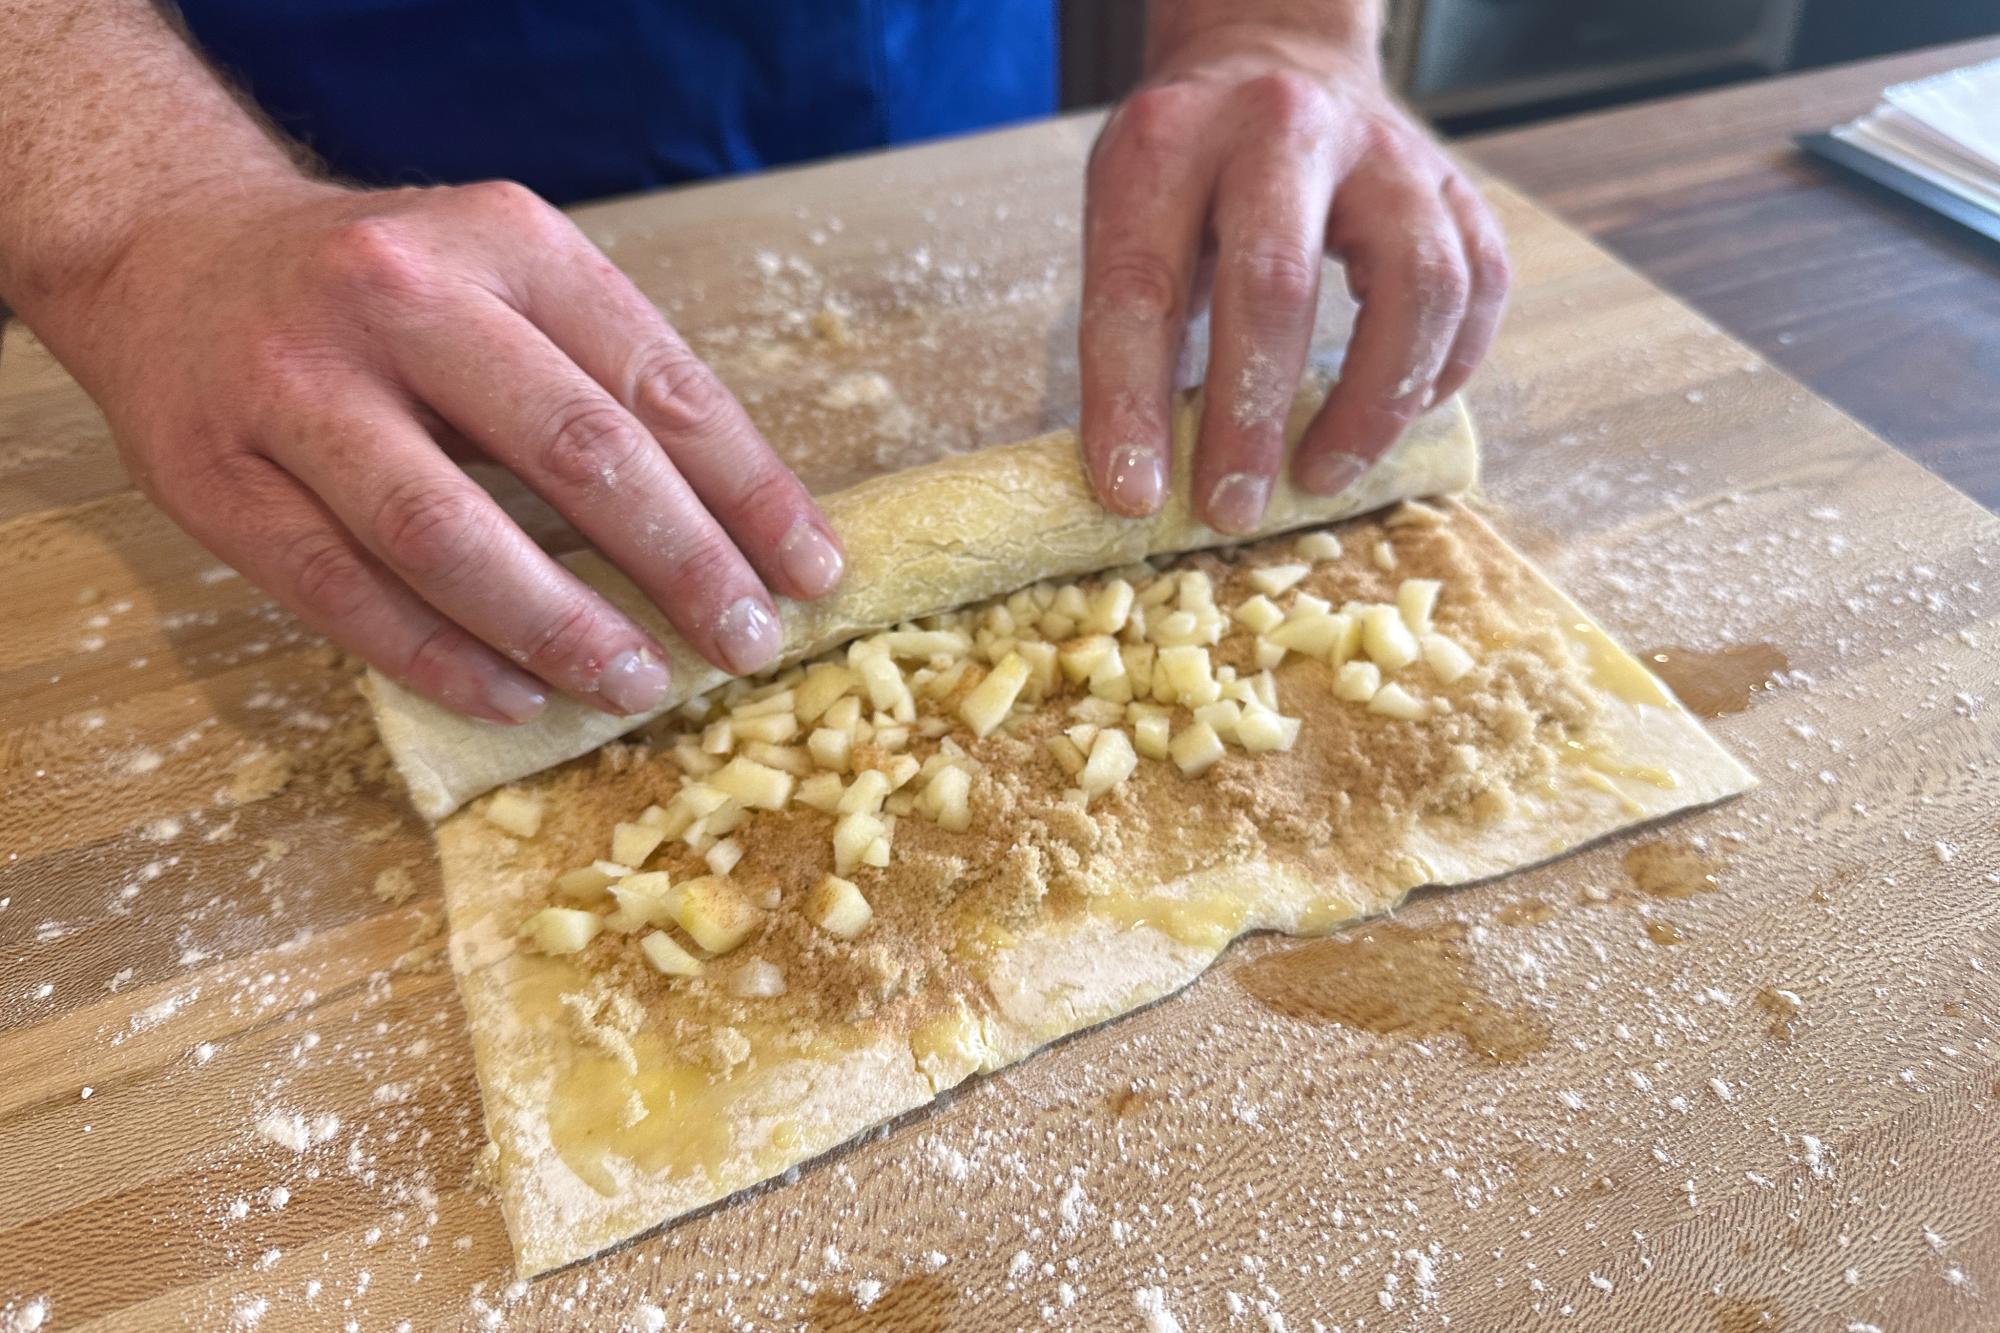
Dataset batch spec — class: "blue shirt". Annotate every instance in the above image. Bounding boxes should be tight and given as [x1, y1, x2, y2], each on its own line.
[178, 2, 1058, 205]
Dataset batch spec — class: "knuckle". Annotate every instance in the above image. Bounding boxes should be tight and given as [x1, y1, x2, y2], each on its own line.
[373, 477, 486, 586]
[316, 216, 430, 302]
[1239, 71, 1330, 141]
[284, 529, 371, 621]
[1232, 241, 1320, 315]
[457, 179, 564, 234]
[1099, 84, 1197, 168]
[629, 346, 733, 442]
[520, 600, 600, 675]
[397, 621, 466, 686]
[1090, 248, 1184, 327]
[1404, 246, 1471, 318]
[535, 397, 652, 490]
[660, 531, 743, 603]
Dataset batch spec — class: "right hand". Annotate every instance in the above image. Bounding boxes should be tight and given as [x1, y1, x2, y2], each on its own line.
[37, 177, 845, 723]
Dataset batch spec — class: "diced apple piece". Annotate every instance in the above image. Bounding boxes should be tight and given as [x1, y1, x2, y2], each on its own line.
[880, 627, 972, 661]
[677, 693, 714, 724]
[885, 754, 921, 789]
[709, 756, 795, 810]
[483, 789, 544, 838]
[1193, 699, 1242, 741]
[1169, 720, 1226, 776]
[520, 907, 601, 955]
[1294, 592, 1332, 618]
[732, 711, 799, 745]
[1087, 653, 1134, 703]
[1059, 634, 1119, 685]
[832, 811, 886, 875]
[1254, 637, 1286, 670]
[745, 741, 811, 775]
[553, 862, 621, 903]
[1250, 670, 1279, 710]
[922, 765, 973, 832]
[679, 782, 732, 819]
[1235, 705, 1300, 753]
[1083, 579, 1135, 635]
[1333, 660, 1382, 702]
[1156, 644, 1220, 706]
[636, 802, 673, 831]
[729, 959, 787, 998]
[1397, 579, 1442, 635]
[1151, 609, 1200, 646]
[1046, 734, 1087, 777]
[701, 719, 735, 755]
[608, 871, 676, 930]
[797, 771, 844, 812]
[1137, 575, 1177, 608]
[1421, 633, 1475, 684]
[961, 651, 1031, 738]
[673, 737, 720, 777]
[1234, 594, 1284, 635]
[849, 642, 912, 713]
[1249, 562, 1310, 597]
[1053, 583, 1089, 620]
[1372, 538, 1396, 571]
[638, 931, 702, 977]
[1368, 682, 1426, 720]
[668, 876, 762, 953]
[822, 693, 863, 733]
[1327, 612, 1363, 667]
[1294, 530, 1343, 561]
[1119, 641, 1154, 694]
[610, 820, 666, 869]
[839, 769, 892, 815]
[1360, 605, 1419, 671]
[1268, 609, 1343, 657]
[1176, 570, 1215, 612]
[1133, 710, 1171, 760]
[1078, 727, 1138, 799]
[1016, 640, 1059, 699]
[732, 688, 795, 719]
[808, 874, 874, 939]
[704, 837, 744, 877]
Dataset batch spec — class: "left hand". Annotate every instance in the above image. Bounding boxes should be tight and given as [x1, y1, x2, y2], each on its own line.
[1078, 4, 1509, 531]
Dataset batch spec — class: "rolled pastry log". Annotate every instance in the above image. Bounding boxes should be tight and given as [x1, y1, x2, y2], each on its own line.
[366, 377, 1478, 817]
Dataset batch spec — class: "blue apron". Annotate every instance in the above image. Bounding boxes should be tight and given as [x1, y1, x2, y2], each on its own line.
[177, 1, 1057, 204]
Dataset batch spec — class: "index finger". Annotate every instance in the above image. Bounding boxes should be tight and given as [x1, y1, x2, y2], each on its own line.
[1079, 85, 1218, 517]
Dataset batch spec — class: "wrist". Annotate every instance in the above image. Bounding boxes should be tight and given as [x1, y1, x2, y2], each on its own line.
[8, 164, 330, 349]
[1144, 0, 1382, 84]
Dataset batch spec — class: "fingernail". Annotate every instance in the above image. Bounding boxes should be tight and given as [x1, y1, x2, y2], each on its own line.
[1206, 472, 1271, 534]
[715, 596, 782, 675]
[1301, 452, 1368, 497]
[778, 520, 844, 598]
[481, 667, 548, 724]
[1104, 444, 1165, 516]
[597, 647, 670, 715]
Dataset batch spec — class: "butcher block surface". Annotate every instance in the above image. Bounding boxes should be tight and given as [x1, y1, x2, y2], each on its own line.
[2, 110, 1997, 1331]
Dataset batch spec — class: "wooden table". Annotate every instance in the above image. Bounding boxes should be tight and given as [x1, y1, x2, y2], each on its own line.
[1467, 36, 2000, 510]
[3, 56, 1998, 1332]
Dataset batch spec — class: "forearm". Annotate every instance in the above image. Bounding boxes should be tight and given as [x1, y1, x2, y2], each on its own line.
[1144, 0, 1380, 74]
[0, 0, 310, 324]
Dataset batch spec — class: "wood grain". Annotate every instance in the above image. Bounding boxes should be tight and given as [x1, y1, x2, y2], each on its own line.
[3, 108, 1997, 1331]
[1466, 36, 2000, 510]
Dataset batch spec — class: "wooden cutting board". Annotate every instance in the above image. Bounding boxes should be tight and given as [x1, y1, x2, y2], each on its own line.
[2, 115, 1995, 1331]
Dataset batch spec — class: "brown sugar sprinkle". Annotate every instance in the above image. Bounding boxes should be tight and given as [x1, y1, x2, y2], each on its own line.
[494, 506, 1602, 1043]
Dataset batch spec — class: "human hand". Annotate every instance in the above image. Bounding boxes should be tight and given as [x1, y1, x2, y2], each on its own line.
[34, 177, 844, 723]
[1078, 3, 1508, 531]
